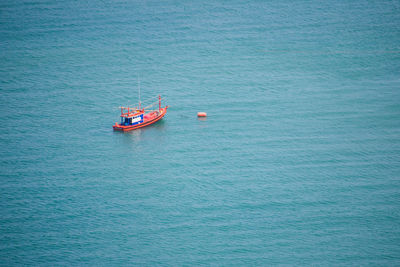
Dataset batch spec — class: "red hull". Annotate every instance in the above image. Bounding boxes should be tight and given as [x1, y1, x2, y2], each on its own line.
[113, 107, 168, 132]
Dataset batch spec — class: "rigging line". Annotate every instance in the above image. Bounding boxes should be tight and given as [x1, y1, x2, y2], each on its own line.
[116, 97, 167, 110]
[142, 96, 166, 106]
[142, 102, 158, 110]
[123, 94, 168, 108]
[143, 101, 167, 110]
[139, 94, 159, 103]
[143, 97, 166, 109]
[140, 96, 157, 104]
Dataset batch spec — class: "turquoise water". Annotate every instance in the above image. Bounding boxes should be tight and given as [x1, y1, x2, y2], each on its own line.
[1, 0, 400, 265]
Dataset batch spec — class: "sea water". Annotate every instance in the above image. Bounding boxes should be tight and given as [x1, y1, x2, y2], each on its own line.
[1, 0, 400, 265]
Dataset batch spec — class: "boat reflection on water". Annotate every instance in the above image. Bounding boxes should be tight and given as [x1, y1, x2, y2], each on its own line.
[114, 118, 167, 146]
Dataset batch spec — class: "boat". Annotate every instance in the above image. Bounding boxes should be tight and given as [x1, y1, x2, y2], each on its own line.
[113, 95, 168, 132]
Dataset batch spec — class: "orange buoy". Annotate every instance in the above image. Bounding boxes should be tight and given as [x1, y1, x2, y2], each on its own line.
[197, 112, 207, 117]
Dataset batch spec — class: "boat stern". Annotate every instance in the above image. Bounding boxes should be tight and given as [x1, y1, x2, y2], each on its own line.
[113, 122, 125, 131]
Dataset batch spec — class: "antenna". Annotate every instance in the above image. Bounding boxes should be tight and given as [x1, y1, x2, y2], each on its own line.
[138, 76, 141, 109]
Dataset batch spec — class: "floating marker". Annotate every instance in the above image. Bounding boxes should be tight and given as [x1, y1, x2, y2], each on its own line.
[197, 112, 207, 117]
